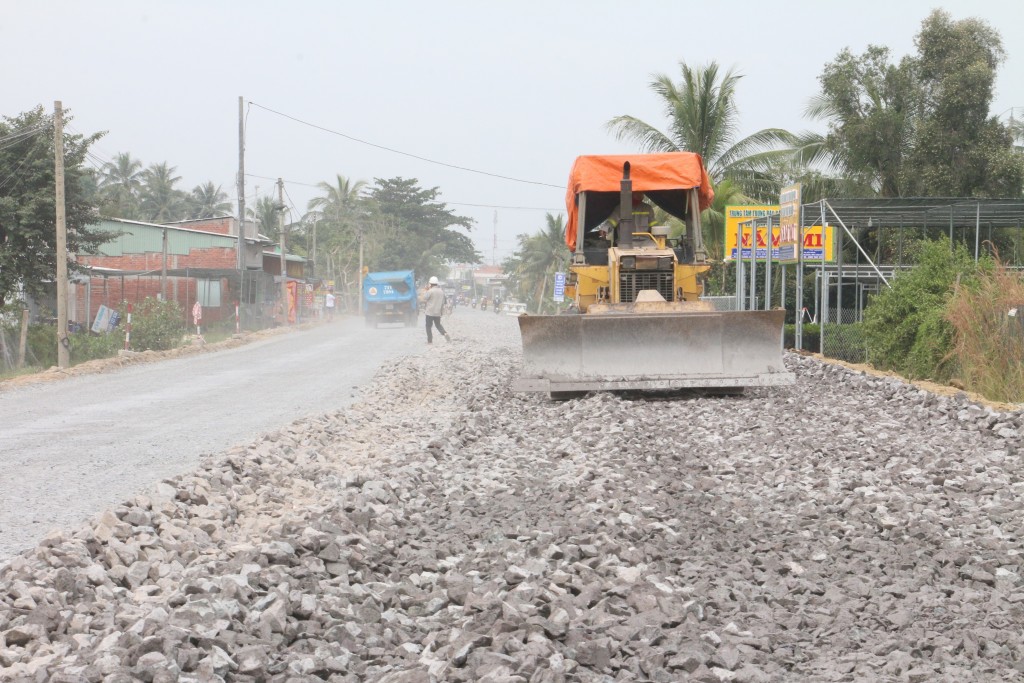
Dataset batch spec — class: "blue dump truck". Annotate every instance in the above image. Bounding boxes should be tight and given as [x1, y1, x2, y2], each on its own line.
[362, 270, 418, 327]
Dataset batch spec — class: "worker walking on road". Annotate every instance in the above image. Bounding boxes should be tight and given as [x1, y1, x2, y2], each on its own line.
[422, 276, 450, 344]
[324, 289, 336, 322]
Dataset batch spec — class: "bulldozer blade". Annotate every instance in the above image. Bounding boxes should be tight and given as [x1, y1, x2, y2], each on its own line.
[514, 309, 794, 393]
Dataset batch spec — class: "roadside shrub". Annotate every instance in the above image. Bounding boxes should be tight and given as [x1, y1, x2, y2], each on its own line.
[125, 298, 184, 351]
[862, 238, 980, 381]
[946, 256, 1024, 402]
[24, 323, 58, 368]
[69, 330, 122, 363]
[784, 323, 819, 352]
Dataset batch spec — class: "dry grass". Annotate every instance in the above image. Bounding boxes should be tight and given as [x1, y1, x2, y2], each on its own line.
[946, 256, 1024, 403]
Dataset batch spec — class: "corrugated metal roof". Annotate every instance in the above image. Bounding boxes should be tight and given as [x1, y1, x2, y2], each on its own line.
[90, 219, 240, 257]
[808, 198, 1024, 229]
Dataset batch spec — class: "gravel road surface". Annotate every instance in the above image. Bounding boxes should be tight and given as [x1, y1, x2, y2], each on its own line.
[1, 309, 1023, 681]
[0, 317, 424, 563]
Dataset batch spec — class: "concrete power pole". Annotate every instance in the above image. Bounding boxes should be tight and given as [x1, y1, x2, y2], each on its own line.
[237, 97, 246, 271]
[237, 97, 247, 327]
[53, 101, 69, 369]
[278, 178, 288, 324]
[357, 224, 364, 316]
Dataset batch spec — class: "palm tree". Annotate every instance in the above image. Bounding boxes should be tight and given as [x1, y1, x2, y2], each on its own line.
[606, 61, 795, 201]
[188, 182, 232, 219]
[98, 152, 143, 219]
[139, 162, 186, 222]
[306, 174, 370, 284]
[247, 195, 283, 240]
[510, 213, 570, 313]
[306, 174, 367, 220]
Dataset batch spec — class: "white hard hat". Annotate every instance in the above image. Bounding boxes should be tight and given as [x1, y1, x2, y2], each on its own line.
[428, 276, 439, 285]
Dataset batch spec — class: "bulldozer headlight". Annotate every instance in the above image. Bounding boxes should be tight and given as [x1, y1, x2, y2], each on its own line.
[620, 256, 636, 270]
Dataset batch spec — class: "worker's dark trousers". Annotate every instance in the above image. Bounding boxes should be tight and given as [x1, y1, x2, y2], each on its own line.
[425, 315, 447, 343]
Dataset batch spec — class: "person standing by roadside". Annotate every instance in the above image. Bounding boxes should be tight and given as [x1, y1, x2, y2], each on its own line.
[324, 289, 336, 322]
[422, 276, 450, 344]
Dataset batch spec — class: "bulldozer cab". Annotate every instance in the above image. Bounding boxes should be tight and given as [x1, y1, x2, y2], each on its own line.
[566, 153, 714, 268]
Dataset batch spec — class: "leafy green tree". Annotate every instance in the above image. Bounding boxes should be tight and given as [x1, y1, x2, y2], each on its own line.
[908, 10, 1023, 197]
[368, 177, 480, 274]
[803, 46, 919, 197]
[808, 10, 1023, 199]
[187, 181, 231, 219]
[0, 106, 105, 307]
[607, 61, 796, 201]
[98, 152, 144, 218]
[862, 238, 982, 380]
[139, 162, 187, 222]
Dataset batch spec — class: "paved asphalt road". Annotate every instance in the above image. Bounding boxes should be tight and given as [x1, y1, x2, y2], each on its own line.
[0, 315, 448, 563]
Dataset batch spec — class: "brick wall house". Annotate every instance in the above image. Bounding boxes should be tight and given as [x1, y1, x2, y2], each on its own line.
[74, 216, 310, 327]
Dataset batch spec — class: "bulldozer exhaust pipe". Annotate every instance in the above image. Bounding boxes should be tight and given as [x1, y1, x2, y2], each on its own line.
[617, 162, 634, 249]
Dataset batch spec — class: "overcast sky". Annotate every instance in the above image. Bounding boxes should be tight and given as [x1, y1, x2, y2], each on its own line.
[5, 1, 1023, 264]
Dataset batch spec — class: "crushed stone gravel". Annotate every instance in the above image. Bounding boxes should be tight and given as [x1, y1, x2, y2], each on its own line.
[1, 312, 1022, 682]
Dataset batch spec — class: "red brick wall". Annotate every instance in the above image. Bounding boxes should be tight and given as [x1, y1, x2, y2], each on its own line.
[182, 217, 234, 236]
[74, 243, 237, 327]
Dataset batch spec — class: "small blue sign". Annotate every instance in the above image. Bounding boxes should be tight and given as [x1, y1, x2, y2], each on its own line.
[553, 272, 566, 303]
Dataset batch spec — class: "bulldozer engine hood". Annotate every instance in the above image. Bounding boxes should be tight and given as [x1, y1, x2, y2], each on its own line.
[564, 152, 714, 251]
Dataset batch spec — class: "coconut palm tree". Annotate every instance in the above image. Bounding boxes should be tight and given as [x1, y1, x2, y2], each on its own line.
[247, 195, 283, 239]
[98, 152, 143, 219]
[139, 162, 186, 222]
[510, 213, 570, 313]
[306, 174, 370, 283]
[606, 61, 796, 202]
[306, 174, 368, 220]
[188, 182, 232, 219]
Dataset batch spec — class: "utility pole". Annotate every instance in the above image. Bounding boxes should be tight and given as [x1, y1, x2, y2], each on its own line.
[357, 223, 364, 316]
[237, 97, 246, 271]
[53, 101, 69, 369]
[492, 210, 497, 265]
[161, 227, 168, 300]
[278, 178, 288, 324]
[237, 97, 247, 328]
[311, 217, 318, 276]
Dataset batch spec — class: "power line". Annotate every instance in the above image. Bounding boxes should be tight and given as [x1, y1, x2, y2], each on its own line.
[0, 124, 48, 154]
[447, 201, 562, 212]
[247, 172, 319, 188]
[248, 173, 560, 213]
[0, 142, 42, 192]
[248, 101, 562, 189]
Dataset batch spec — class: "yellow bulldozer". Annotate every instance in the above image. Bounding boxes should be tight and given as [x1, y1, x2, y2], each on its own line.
[514, 152, 794, 398]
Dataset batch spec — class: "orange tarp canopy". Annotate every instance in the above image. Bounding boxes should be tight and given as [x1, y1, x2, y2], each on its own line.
[564, 152, 714, 250]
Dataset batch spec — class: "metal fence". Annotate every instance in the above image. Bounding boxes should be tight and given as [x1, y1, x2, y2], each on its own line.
[821, 308, 867, 364]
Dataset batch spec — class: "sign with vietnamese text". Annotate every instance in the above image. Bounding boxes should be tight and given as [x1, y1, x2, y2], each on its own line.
[724, 205, 778, 261]
[553, 272, 566, 302]
[778, 184, 802, 262]
[725, 212, 835, 262]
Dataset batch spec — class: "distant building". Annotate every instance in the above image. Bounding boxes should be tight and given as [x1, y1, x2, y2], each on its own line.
[68, 216, 308, 329]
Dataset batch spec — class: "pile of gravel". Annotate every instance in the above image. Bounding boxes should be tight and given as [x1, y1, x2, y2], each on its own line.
[1, 313, 1022, 682]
